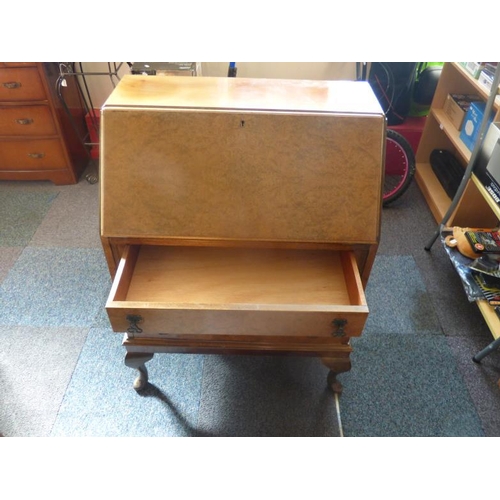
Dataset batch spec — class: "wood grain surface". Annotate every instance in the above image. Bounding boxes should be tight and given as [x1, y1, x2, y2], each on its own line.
[101, 107, 384, 243]
[103, 75, 384, 115]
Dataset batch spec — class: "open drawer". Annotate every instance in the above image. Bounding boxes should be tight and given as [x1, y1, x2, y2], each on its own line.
[106, 245, 369, 338]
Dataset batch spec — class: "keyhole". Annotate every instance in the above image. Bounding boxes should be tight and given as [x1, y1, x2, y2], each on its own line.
[240, 120, 245, 127]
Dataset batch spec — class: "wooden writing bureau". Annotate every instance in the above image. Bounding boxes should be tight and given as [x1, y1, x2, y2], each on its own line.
[100, 75, 385, 394]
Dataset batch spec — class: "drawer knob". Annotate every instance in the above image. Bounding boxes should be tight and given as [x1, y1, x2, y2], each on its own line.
[332, 318, 347, 337]
[27, 153, 45, 159]
[16, 118, 34, 125]
[126, 314, 143, 336]
[2, 81, 22, 89]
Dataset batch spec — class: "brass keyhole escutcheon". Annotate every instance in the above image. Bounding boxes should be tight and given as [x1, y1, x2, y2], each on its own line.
[332, 318, 347, 337]
[126, 314, 143, 337]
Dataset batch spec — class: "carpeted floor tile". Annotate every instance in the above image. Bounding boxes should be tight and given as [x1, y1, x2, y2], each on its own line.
[51, 327, 205, 437]
[0, 247, 22, 284]
[0, 190, 58, 246]
[0, 326, 89, 437]
[428, 295, 492, 340]
[363, 255, 442, 335]
[415, 245, 495, 339]
[0, 247, 110, 327]
[379, 182, 437, 256]
[338, 333, 484, 436]
[91, 303, 112, 329]
[196, 355, 340, 436]
[413, 240, 463, 295]
[31, 182, 101, 248]
[445, 335, 500, 437]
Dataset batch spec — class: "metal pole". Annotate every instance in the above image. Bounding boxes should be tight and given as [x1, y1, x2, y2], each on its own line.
[425, 64, 500, 251]
[473, 336, 500, 363]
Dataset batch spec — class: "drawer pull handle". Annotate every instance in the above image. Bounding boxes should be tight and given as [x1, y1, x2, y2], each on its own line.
[332, 318, 347, 337]
[16, 118, 34, 125]
[126, 314, 143, 337]
[2, 81, 22, 89]
[28, 153, 45, 159]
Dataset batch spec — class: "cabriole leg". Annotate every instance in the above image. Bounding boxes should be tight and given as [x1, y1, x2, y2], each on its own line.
[321, 356, 352, 395]
[125, 352, 154, 391]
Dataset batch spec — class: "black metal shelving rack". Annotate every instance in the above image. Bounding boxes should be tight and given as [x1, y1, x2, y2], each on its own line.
[56, 62, 128, 183]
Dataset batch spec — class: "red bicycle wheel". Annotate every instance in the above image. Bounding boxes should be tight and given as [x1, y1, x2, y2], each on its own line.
[383, 129, 416, 205]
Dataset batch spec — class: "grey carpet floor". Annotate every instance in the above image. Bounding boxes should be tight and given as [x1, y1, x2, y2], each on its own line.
[1, 174, 500, 437]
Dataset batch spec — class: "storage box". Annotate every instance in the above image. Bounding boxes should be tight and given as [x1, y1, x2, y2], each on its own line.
[462, 62, 485, 79]
[443, 93, 481, 130]
[459, 101, 495, 151]
[130, 62, 199, 76]
[478, 69, 500, 95]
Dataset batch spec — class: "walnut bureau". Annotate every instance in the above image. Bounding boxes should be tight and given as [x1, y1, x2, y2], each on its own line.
[100, 75, 385, 393]
[0, 62, 87, 184]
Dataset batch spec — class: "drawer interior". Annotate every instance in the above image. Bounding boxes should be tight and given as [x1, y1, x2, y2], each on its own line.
[111, 245, 366, 308]
[106, 245, 369, 337]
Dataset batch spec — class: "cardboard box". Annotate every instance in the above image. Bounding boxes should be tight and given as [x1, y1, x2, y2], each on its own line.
[459, 101, 495, 152]
[478, 69, 500, 95]
[130, 62, 198, 76]
[443, 93, 481, 130]
[462, 62, 485, 79]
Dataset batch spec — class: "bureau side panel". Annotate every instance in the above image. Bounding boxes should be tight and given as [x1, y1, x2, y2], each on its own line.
[101, 108, 384, 244]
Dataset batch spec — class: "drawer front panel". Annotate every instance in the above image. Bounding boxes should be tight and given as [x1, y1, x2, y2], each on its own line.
[0, 68, 46, 101]
[107, 307, 367, 338]
[0, 105, 57, 136]
[2, 63, 37, 67]
[0, 139, 67, 170]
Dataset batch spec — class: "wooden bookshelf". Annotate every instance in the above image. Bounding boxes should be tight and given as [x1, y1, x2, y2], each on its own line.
[416, 62, 500, 367]
[415, 62, 500, 223]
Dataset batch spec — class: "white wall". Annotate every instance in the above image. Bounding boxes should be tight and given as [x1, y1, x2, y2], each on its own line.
[76, 62, 357, 109]
[201, 62, 356, 79]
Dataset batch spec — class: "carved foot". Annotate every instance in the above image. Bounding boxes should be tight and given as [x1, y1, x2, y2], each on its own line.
[125, 352, 154, 391]
[133, 366, 149, 391]
[322, 356, 351, 395]
[326, 370, 344, 394]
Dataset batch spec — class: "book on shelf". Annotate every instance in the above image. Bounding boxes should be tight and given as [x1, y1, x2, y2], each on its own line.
[470, 254, 500, 278]
[464, 229, 500, 254]
[472, 272, 500, 305]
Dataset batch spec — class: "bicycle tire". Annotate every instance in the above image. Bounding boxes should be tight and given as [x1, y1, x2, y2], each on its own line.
[383, 128, 416, 206]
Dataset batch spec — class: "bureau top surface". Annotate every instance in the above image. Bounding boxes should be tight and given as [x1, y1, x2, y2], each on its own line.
[103, 75, 383, 115]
